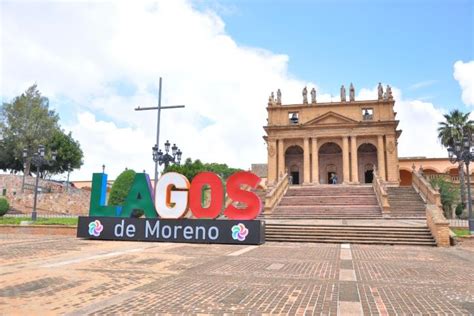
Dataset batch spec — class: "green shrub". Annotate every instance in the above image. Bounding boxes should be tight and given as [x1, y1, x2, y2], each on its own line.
[0, 198, 10, 217]
[455, 203, 464, 218]
[108, 169, 136, 206]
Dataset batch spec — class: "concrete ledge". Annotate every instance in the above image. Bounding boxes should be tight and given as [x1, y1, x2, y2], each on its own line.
[0, 225, 77, 236]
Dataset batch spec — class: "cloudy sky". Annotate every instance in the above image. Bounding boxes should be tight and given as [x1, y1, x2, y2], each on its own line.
[1, 0, 473, 181]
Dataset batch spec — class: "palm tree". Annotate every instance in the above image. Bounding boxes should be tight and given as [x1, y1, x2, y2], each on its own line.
[438, 109, 474, 209]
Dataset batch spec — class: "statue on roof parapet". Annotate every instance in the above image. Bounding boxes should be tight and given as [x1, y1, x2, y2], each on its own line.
[377, 82, 384, 100]
[302, 86, 308, 104]
[386, 85, 393, 100]
[276, 89, 282, 105]
[349, 83, 355, 102]
[340, 85, 346, 102]
[268, 91, 275, 106]
[310, 88, 316, 104]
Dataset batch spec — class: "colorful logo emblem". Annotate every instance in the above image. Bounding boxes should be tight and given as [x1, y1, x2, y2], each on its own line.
[231, 223, 249, 241]
[88, 220, 104, 237]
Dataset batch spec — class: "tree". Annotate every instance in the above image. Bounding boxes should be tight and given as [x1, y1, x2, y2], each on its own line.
[0, 84, 82, 177]
[164, 158, 241, 182]
[437, 109, 474, 207]
[108, 169, 137, 206]
[430, 177, 460, 218]
[44, 129, 84, 175]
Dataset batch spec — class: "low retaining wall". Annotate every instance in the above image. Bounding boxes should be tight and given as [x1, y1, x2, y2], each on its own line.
[0, 225, 76, 236]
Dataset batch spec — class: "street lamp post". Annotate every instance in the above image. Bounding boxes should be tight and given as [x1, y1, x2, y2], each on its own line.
[152, 140, 182, 169]
[66, 163, 71, 193]
[447, 135, 474, 234]
[27, 145, 57, 221]
[22, 149, 28, 192]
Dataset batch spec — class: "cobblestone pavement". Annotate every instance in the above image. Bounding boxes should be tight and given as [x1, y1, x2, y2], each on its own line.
[0, 234, 473, 315]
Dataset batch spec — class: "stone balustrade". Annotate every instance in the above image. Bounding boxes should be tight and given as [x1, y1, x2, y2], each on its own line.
[412, 170, 449, 247]
[264, 173, 289, 214]
[412, 170, 442, 206]
[372, 167, 390, 216]
[426, 204, 450, 247]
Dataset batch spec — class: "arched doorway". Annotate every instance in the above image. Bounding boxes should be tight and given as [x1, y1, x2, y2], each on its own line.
[400, 169, 412, 186]
[319, 142, 342, 184]
[285, 145, 303, 185]
[364, 164, 375, 183]
[358, 143, 377, 183]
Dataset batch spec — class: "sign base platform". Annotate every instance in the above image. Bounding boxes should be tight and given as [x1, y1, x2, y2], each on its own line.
[77, 216, 265, 245]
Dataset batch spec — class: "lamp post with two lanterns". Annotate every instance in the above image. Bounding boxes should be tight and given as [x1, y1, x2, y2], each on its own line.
[151, 140, 182, 191]
[447, 135, 474, 234]
[24, 145, 57, 221]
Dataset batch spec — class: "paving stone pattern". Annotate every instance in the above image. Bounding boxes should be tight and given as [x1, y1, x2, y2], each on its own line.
[0, 234, 473, 315]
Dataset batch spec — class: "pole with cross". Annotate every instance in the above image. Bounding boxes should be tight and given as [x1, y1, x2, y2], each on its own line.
[135, 77, 185, 193]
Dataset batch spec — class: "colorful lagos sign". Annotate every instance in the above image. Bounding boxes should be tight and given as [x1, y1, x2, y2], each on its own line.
[77, 171, 265, 245]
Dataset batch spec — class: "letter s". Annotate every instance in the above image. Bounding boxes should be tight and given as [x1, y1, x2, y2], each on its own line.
[223, 171, 262, 220]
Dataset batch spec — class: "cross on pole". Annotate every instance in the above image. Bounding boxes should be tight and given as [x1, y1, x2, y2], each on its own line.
[135, 77, 185, 193]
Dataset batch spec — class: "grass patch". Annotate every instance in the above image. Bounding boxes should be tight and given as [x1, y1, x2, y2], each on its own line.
[452, 228, 470, 237]
[0, 216, 78, 226]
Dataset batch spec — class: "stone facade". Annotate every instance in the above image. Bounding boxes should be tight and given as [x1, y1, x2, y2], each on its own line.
[264, 87, 401, 185]
[0, 175, 90, 215]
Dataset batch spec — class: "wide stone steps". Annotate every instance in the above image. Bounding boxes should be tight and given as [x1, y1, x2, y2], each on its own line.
[279, 196, 378, 205]
[265, 185, 383, 220]
[285, 189, 375, 197]
[388, 187, 426, 218]
[265, 224, 436, 246]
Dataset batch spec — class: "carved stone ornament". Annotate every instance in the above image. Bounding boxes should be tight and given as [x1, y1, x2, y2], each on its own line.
[387, 141, 395, 154]
[268, 144, 276, 157]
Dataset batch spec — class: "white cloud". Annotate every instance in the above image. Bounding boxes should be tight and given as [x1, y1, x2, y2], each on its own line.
[357, 85, 447, 158]
[1, 0, 311, 180]
[408, 80, 437, 90]
[454, 60, 474, 106]
[0, 0, 458, 181]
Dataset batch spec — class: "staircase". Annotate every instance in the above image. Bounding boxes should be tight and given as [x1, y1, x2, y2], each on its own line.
[260, 184, 436, 246]
[387, 186, 426, 218]
[265, 223, 436, 246]
[266, 185, 382, 219]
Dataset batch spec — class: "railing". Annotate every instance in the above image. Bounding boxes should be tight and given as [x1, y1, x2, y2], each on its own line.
[264, 173, 289, 214]
[423, 173, 474, 184]
[372, 167, 390, 216]
[449, 219, 469, 228]
[412, 170, 442, 206]
[412, 169, 449, 246]
[4, 213, 78, 218]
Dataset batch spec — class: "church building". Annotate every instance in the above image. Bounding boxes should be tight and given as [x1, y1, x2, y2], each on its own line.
[264, 83, 401, 186]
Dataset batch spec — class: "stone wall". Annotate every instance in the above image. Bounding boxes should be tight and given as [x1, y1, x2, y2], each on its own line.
[0, 175, 90, 215]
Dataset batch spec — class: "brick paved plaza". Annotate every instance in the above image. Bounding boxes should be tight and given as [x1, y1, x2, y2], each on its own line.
[0, 234, 473, 315]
